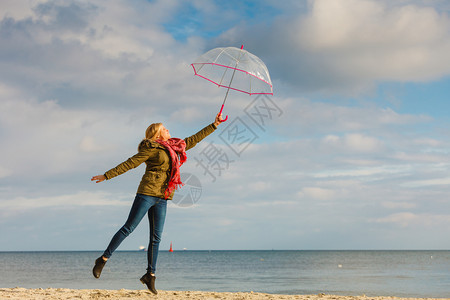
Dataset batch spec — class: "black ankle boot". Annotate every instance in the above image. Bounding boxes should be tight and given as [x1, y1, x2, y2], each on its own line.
[92, 256, 107, 278]
[140, 272, 157, 294]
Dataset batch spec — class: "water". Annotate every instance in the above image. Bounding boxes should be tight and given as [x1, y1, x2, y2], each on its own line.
[0, 250, 449, 298]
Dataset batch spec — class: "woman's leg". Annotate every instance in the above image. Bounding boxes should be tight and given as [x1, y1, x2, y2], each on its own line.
[103, 194, 156, 258]
[147, 198, 167, 274]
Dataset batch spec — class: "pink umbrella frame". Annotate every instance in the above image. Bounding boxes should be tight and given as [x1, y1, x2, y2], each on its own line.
[191, 45, 273, 122]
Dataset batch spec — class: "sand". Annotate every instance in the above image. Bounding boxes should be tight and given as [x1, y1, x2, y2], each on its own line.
[0, 288, 447, 300]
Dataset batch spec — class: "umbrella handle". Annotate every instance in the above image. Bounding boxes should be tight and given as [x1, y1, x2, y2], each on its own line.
[219, 104, 228, 122]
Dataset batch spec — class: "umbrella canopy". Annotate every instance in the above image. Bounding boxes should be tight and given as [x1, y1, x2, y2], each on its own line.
[191, 45, 273, 122]
[191, 46, 273, 96]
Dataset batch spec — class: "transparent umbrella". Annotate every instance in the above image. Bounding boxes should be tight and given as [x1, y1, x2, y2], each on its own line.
[191, 45, 273, 122]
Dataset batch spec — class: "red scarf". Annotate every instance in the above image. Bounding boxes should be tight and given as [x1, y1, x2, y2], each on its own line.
[156, 138, 187, 199]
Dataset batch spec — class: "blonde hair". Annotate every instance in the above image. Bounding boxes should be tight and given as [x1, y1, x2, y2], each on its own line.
[145, 123, 163, 141]
[138, 123, 163, 151]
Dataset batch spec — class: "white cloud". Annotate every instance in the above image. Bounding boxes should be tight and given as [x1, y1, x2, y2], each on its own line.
[402, 177, 450, 188]
[79, 135, 108, 153]
[345, 133, 384, 152]
[298, 187, 335, 200]
[393, 152, 450, 163]
[374, 212, 450, 228]
[73, 0, 180, 60]
[381, 201, 417, 210]
[313, 165, 412, 179]
[0, 87, 144, 177]
[274, 98, 431, 135]
[0, 0, 211, 113]
[0, 191, 129, 211]
[0, 166, 12, 179]
[0, 0, 46, 19]
[299, 0, 450, 81]
[374, 212, 418, 228]
[170, 106, 207, 123]
[322, 133, 384, 153]
[412, 138, 444, 147]
[218, 0, 450, 93]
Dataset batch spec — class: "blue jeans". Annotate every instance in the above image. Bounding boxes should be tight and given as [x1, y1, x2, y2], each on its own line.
[103, 194, 167, 274]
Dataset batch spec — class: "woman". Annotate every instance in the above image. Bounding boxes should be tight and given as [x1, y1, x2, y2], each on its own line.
[91, 113, 223, 294]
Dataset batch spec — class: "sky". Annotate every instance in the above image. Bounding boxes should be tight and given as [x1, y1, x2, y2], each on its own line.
[1, 0, 449, 251]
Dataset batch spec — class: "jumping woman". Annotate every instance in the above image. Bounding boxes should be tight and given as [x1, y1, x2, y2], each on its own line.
[91, 112, 223, 294]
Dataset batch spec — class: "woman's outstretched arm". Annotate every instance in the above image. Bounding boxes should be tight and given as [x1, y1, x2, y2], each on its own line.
[184, 113, 223, 151]
[91, 143, 155, 183]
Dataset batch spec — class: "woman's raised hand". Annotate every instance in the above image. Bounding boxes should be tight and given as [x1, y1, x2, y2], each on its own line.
[91, 175, 106, 183]
[214, 113, 224, 126]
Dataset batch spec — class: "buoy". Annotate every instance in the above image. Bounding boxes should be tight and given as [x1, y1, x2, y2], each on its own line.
[169, 242, 173, 252]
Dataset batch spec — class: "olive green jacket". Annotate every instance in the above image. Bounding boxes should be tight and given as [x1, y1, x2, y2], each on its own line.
[104, 123, 217, 200]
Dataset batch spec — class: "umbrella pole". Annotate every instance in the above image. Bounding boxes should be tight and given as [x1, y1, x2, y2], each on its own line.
[219, 46, 244, 122]
[218, 73, 235, 123]
[219, 67, 238, 122]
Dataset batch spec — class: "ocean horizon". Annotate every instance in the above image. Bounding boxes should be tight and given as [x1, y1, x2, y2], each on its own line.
[1, 250, 449, 298]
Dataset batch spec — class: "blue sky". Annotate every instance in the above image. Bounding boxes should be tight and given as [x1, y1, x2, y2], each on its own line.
[1, 0, 449, 251]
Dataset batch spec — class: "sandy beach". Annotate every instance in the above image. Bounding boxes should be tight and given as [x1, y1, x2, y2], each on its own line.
[0, 288, 448, 300]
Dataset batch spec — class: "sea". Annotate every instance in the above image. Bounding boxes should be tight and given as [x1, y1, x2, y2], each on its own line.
[0, 250, 449, 298]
